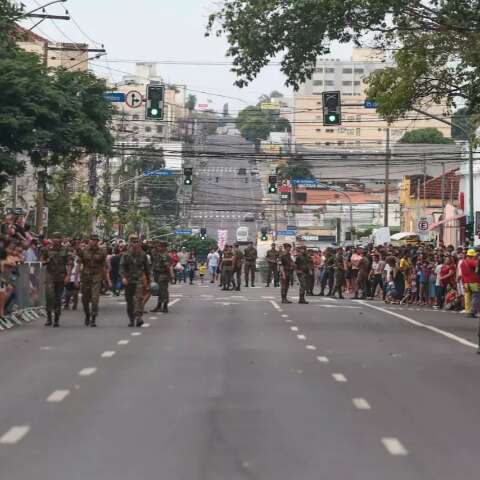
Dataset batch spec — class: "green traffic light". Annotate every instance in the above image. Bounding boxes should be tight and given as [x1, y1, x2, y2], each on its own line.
[151, 108, 159, 116]
[268, 186, 277, 194]
[185, 178, 192, 185]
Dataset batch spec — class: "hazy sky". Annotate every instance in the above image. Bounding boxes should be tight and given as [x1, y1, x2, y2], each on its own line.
[20, 0, 352, 112]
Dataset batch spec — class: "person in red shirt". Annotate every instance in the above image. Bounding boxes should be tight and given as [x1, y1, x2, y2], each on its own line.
[459, 249, 480, 317]
[436, 256, 456, 309]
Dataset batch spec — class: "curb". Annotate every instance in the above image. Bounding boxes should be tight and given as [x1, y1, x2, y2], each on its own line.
[0, 307, 46, 332]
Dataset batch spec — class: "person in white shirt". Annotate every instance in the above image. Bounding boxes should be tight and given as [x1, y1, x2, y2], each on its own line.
[207, 248, 220, 283]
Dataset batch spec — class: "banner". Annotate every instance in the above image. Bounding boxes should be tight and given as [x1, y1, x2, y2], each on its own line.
[217, 230, 228, 251]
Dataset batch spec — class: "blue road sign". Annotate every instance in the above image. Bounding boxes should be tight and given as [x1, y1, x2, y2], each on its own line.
[364, 99, 378, 109]
[175, 229, 192, 236]
[277, 230, 297, 236]
[144, 169, 173, 177]
[291, 178, 320, 186]
[104, 92, 126, 102]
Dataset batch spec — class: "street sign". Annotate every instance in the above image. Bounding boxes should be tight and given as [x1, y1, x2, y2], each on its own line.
[277, 230, 297, 236]
[197, 104, 209, 110]
[416, 216, 430, 233]
[125, 90, 143, 109]
[175, 229, 192, 236]
[144, 169, 173, 177]
[291, 178, 320, 186]
[104, 92, 125, 103]
[364, 99, 378, 109]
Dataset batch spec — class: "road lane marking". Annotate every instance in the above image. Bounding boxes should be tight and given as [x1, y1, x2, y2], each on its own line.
[281, 314, 288, 318]
[285, 319, 292, 323]
[142, 323, 151, 328]
[382, 437, 408, 456]
[353, 398, 371, 410]
[78, 368, 97, 377]
[297, 334, 306, 340]
[169, 299, 181, 307]
[0, 426, 30, 444]
[317, 356, 330, 363]
[290, 326, 299, 332]
[47, 390, 70, 403]
[306, 345, 317, 351]
[262, 296, 275, 299]
[358, 301, 478, 350]
[270, 300, 282, 311]
[131, 332, 142, 336]
[118, 340, 129, 345]
[101, 351, 116, 358]
[332, 373, 347, 383]
[148, 316, 157, 320]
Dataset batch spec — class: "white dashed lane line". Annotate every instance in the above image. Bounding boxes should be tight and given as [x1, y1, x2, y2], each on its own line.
[290, 326, 299, 332]
[317, 356, 329, 364]
[131, 332, 142, 337]
[382, 437, 408, 456]
[297, 334, 306, 340]
[142, 323, 151, 328]
[332, 373, 348, 383]
[352, 398, 372, 410]
[306, 345, 317, 351]
[101, 351, 116, 358]
[169, 299, 181, 307]
[78, 368, 97, 377]
[269, 300, 282, 312]
[0, 426, 30, 445]
[47, 390, 70, 403]
[118, 340, 129, 345]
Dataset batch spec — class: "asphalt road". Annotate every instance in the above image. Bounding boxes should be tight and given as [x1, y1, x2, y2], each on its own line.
[1, 284, 480, 480]
[188, 136, 264, 244]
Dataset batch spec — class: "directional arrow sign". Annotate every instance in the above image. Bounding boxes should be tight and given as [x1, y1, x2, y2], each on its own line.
[126, 90, 143, 109]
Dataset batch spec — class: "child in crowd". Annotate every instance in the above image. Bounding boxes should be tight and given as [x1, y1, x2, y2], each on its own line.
[198, 261, 207, 284]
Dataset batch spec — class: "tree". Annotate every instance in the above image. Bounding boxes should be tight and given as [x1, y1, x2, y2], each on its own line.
[277, 162, 313, 180]
[207, 1, 480, 120]
[237, 106, 291, 143]
[399, 128, 455, 144]
[175, 235, 217, 260]
[185, 94, 197, 112]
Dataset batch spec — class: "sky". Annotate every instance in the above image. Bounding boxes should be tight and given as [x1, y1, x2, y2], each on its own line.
[19, 0, 353, 112]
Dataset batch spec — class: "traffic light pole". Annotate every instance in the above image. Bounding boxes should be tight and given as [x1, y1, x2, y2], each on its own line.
[384, 125, 391, 227]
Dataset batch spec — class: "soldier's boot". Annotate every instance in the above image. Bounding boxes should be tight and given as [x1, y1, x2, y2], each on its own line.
[162, 302, 169, 313]
[45, 311, 53, 327]
[151, 297, 162, 312]
[299, 294, 309, 304]
[90, 315, 97, 327]
[128, 317, 135, 328]
[84, 313, 90, 326]
[135, 316, 144, 328]
[53, 313, 60, 327]
[319, 289, 325, 296]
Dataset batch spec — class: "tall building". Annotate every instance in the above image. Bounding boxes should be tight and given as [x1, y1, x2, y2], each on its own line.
[291, 48, 451, 148]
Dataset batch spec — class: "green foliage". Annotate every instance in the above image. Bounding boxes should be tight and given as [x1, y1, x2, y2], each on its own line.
[185, 94, 197, 111]
[399, 128, 454, 144]
[277, 162, 313, 180]
[174, 235, 217, 259]
[237, 106, 291, 142]
[0, 0, 22, 55]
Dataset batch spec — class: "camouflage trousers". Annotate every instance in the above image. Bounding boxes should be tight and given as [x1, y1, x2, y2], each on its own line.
[281, 271, 293, 298]
[297, 272, 307, 296]
[46, 279, 64, 316]
[244, 262, 255, 285]
[125, 282, 144, 321]
[81, 277, 102, 316]
[154, 273, 170, 303]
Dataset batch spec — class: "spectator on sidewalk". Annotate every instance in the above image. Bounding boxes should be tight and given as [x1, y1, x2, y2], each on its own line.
[459, 249, 480, 317]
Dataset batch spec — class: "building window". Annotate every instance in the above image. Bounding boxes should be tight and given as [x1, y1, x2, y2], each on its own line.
[354, 68, 364, 74]
[342, 81, 352, 86]
[343, 93, 353, 96]
[356, 128, 361, 136]
[325, 67, 335, 73]
[355, 140, 361, 145]
[156, 125, 163, 133]
[133, 126, 139, 132]
[313, 80, 323, 86]
[337, 141, 345, 145]
[326, 129, 335, 133]
[342, 68, 352, 74]
[145, 126, 152, 133]
[315, 67, 323, 73]
[132, 114, 139, 120]
[354, 81, 361, 86]
[325, 80, 334, 86]
[356, 115, 361, 121]
[316, 128, 322, 132]
[313, 92, 322, 95]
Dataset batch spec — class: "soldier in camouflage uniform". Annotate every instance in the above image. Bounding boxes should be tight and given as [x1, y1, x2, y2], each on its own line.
[77, 233, 107, 327]
[120, 235, 151, 327]
[280, 243, 295, 304]
[320, 248, 335, 296]
[265, 243, 280, 287]
[41, 232, 70, 327]
[295, 245, 313, 304]
[150, 240, 174, 313]
[232, 243, 244, 291]
[221, 244, 234, 290]
[332, 248, 346, 299]
[243, 241, 257, 287]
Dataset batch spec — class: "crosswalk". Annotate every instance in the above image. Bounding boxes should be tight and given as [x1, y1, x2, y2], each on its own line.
[197, 167, 237, 174]
[189, 211, 256, 220]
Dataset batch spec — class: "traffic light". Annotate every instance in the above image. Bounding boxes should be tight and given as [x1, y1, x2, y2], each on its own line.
[322, 91, 341, 126]
[268, 175, 278, 194]
[261, 227, 268, 241]
[146, 84, 165, 120]
[200, 228, 207, 240]
[184, 167, 193, 185]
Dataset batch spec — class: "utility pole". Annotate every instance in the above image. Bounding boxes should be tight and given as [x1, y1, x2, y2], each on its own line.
[383, 125, 391, 227]
[423, 153, 427, 214]
[441, 162, 446, 210]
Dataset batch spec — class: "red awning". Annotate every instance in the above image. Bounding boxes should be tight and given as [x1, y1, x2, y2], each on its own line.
[428, 214, 465, 231]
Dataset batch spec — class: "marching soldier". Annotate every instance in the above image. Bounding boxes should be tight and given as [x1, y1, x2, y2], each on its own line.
[150, 240, 174, 313]
[320, 248, 335, 296]
[41, 232, 70, 327]
[232, 243, 244, 291]
[295, 245, 313, 304]
[221, 244, 234, 290]
[244, 241, 257, 287]
[120, 235, 151, 327]
[332, 248, 346, 299]
[280, 243, 295, 304]
[77, 233, 107, 327]
[265, 243, 279, 287]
